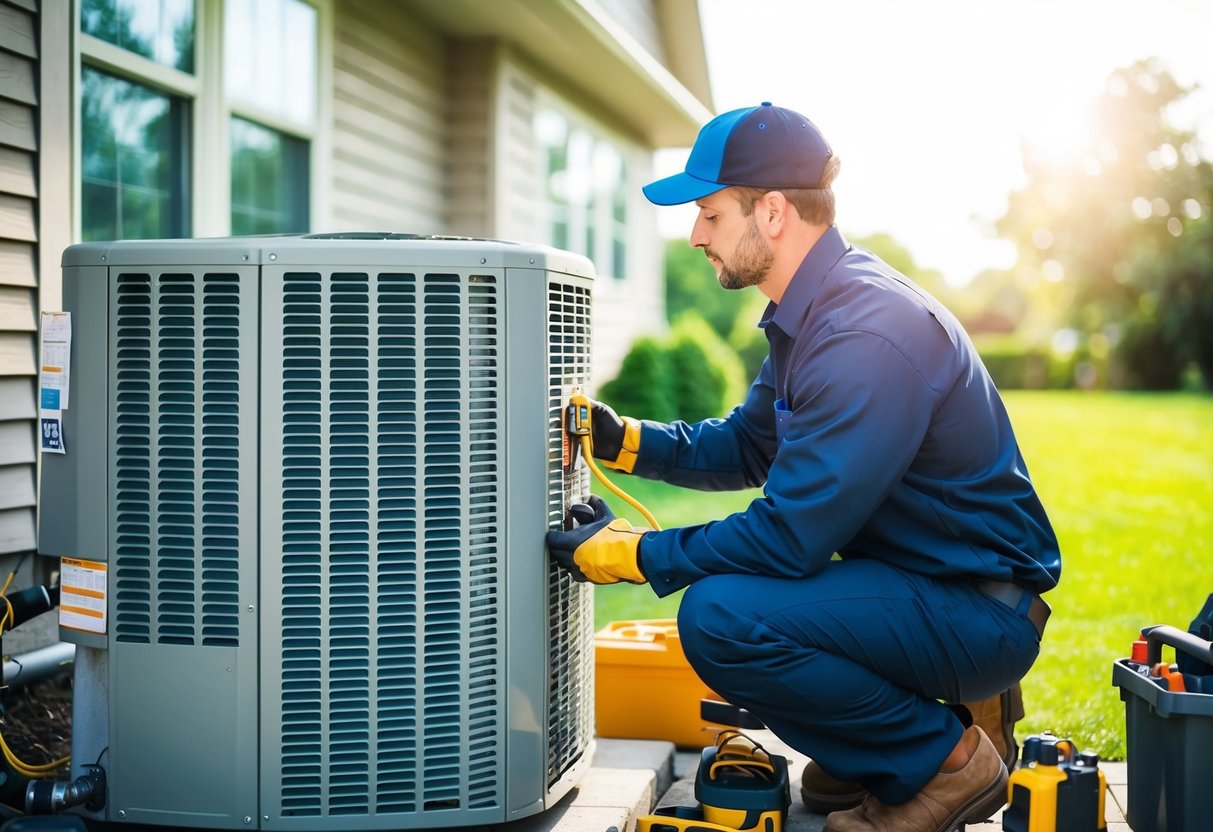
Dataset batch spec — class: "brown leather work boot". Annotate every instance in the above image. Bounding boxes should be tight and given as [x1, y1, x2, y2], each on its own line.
[966, 684, 1024, 768]
[800, 683, 1023, 814]
[800, 760, 866, 813]
[822, 726, 1009, 832]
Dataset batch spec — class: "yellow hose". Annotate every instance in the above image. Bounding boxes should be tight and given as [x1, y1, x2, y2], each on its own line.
[567, 391, 663, 532]
[0, 730, 69, 777]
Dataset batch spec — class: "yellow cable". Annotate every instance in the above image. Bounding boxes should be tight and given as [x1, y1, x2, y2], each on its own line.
[0, 570, 15, 632]
[578, 434, 662, 531]
[0, 729, 69, 777]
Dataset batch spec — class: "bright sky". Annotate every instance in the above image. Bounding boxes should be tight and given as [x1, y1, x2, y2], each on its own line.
[656, 0, 1213, 286]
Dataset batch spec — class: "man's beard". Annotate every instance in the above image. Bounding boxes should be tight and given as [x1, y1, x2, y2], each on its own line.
[712, 218, 773, 291]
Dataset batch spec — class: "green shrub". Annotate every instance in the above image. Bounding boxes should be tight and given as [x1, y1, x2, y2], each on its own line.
[667, 313, 748, 422]
[599, 314, 748, 423]
[597, 336, 677, 421]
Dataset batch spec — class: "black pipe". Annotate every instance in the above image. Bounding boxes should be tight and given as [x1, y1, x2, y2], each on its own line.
[25, 766, 106, 815]
[5, 585, 58, 631]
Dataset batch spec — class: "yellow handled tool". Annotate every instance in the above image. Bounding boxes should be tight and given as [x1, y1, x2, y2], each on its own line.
[566, 389, 661, 531]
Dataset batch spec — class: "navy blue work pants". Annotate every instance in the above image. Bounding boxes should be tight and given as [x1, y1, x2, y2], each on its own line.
[676, 559, 1041, 804]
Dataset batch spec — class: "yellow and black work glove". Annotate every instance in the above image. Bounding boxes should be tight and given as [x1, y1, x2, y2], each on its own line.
[546, 495, 648, 585]
[588, 398, 642, 474]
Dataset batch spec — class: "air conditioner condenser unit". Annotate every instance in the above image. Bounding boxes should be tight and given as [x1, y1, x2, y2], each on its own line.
[39, 235, 597, 829]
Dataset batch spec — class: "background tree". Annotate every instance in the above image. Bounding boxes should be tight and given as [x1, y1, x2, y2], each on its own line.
[664, 239, 738, 339]
[997, 58, 1213, 389]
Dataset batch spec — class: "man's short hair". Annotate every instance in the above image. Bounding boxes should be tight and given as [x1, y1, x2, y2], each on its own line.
[733, 156, 842, 225]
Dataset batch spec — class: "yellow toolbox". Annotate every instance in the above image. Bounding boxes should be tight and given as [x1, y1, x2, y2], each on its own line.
[595, 619, 722, 748]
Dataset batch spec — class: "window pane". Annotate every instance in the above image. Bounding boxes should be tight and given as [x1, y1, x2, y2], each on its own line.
[230, 118, 309, 235]
[81, 67, 190, 241]
[535, 106, 630, 277]
[226, 0, 317, 126]
[81, 0, 194, 73]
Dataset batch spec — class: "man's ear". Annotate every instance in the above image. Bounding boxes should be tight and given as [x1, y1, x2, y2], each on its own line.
[758, 191, 789, 238]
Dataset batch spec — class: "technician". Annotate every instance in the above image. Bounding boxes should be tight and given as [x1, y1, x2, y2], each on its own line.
[546, 102, 1060, 832]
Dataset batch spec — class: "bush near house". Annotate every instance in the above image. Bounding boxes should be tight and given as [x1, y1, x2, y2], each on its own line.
[597, 336, 678, 422]
[598, 312, 747, 421]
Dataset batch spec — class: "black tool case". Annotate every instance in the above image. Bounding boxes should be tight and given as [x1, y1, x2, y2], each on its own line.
[1111, 623, 1213, 832]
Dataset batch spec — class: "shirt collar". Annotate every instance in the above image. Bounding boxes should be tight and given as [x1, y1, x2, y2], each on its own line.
[765, 225, 849, 336]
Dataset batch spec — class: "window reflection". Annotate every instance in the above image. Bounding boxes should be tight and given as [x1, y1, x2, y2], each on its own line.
[81, 0, 194, 73]
[81, 67, 190, 241]
[230, 117, 309, 235]
[226, 0, 317, 126]
[536, 109, 628, 278]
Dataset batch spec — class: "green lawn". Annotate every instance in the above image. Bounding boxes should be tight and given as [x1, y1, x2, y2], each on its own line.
[589, 391, 1213, 760]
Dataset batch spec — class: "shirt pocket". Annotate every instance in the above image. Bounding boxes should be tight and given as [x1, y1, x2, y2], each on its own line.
[774, 398, 793, 446]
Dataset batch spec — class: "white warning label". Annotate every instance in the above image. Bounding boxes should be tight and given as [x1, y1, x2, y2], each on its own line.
[60, 557, 107, 634]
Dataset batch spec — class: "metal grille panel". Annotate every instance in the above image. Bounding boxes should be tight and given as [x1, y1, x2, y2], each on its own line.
[111, 271, 243, 646]
[545, 279, 594, 788]
[275, 270, 504, 819]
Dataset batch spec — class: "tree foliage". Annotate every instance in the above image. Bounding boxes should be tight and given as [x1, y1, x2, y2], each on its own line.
[664, 239, 739, 339]
[997, 58, 1213, 389]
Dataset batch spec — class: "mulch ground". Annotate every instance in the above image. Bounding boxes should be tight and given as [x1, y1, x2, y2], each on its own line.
[0, 675, 73, 770]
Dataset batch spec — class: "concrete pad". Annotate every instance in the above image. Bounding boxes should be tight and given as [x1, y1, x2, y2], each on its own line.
[569, 767, 657, 816]
[593, 738, 675, 798]
[499, 804, 631, 832]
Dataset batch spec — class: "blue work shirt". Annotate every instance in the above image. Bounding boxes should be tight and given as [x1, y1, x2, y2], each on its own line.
[635, 227, 1061, 598]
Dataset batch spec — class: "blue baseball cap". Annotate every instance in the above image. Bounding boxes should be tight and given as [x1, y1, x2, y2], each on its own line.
[643, 102, 833, 206]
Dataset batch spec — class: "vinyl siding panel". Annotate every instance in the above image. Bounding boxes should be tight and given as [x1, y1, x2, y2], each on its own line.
[0, 284, 33, 329]
[446, 40, 493, 238]
[0, 419, 33, 466]
[0, 0, 36, 556]
[0, 330, 33, 374]
[0, 239, 33, 286]
[0, 507, 34, 553]
[0, 145, 34, 199]
[329, 0, 447, 233]
[0, 376, 33, 420]
[0, 3, 35, 59]
[0, 463, 33, 510]
[493, 60, 540, 245]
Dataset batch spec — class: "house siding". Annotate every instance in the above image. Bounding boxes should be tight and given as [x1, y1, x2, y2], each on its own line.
[493, 56, 541, 247]
[330, 0, 448, 233]
[446, 40, 495, 238]
[0, 0, 37, 556]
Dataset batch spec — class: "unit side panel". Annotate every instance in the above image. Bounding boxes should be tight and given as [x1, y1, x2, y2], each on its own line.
[40, 266, 109, 573]
[498, 268, 551, 818]
[258, 266, 507, 829]
[106, 266, 260, 828]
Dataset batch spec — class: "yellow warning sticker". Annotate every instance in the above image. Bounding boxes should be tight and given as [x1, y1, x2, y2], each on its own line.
[60, 557, 107, 634]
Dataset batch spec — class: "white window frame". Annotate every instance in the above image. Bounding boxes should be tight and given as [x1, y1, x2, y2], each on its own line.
[73, 0, 332, 241]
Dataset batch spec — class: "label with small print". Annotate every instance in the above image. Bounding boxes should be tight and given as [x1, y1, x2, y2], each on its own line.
[59, 557, 107, 634]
